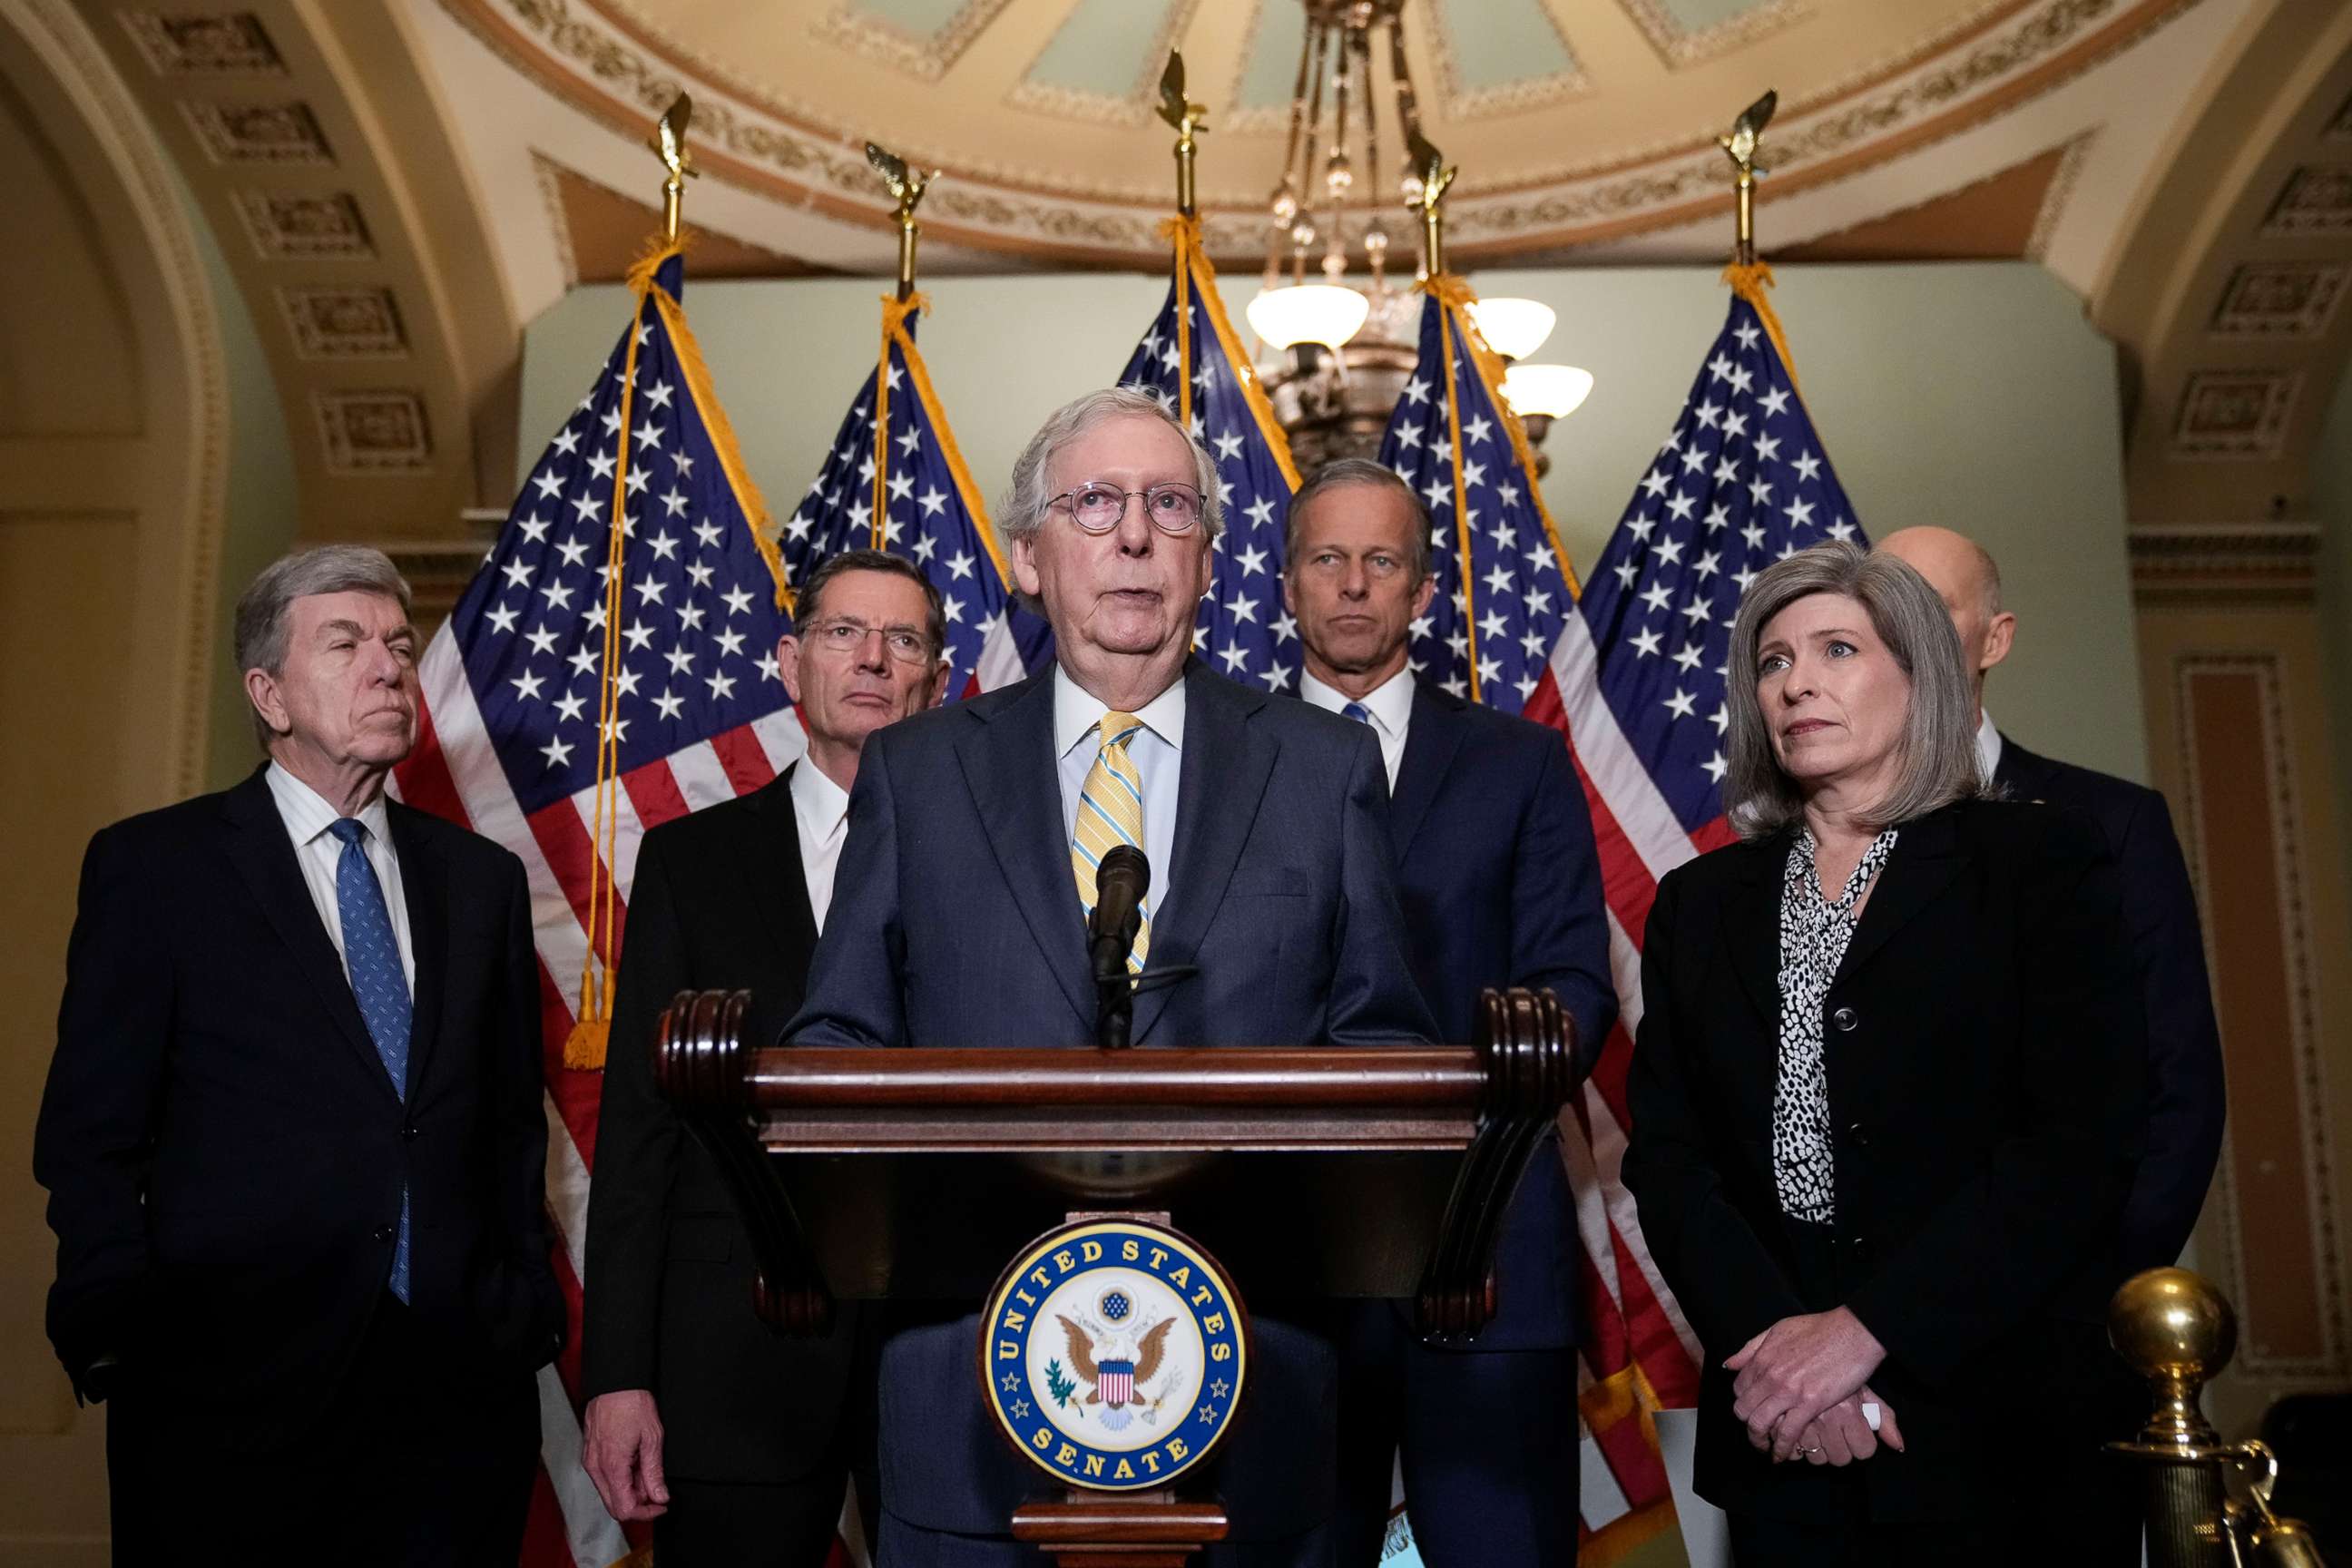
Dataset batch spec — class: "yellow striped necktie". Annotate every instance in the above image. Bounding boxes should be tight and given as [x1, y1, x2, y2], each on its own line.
[1070, 710, 1152, 973]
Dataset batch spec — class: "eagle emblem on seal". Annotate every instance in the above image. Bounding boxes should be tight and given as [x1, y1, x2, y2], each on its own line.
[1056, 1308, 1178, 1432]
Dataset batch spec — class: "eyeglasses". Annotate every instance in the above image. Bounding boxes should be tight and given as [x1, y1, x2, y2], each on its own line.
[1049, 481, 1206, 535]
[801, 618, 936, 664]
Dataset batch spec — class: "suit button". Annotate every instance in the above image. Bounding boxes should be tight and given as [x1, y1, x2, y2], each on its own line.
[372, 1225, 395, 1243]
[401, 1124, 419, 1141]
[1831, 1006, 1858, 1032]
[1847, 1121, 1870, 1148]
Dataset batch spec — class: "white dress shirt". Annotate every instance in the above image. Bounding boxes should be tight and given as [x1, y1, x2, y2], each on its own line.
[1298, 665, 1415, 789]
[1053, 666, 1184, 919]
[1975, 709, 2004, 786]
[266, 761, 416, 992]
[789, 758, 853, 935]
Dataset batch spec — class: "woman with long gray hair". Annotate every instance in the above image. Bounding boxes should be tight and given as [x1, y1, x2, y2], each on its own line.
[1622, 542, 2147, 1563]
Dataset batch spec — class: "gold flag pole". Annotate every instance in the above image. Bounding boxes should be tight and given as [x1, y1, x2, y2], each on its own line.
[865, 142, 932, 544]
[867, 142, 930, 304]
[1157, 50, 1208, 221]
[1408, 127, 1455, 279]
[1719, 90, 1775, 268]
[649, 93, 698, 243]
[1153, 50, 1210, 426]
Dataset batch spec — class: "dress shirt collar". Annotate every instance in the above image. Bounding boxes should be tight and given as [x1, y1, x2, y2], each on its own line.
[266, 760, 393, 848]
[1298, 665, 1415, 742]
[789, 755, 852, 839]
[1975, 709, 2004, 784]
[1053, 664, 1187, 760]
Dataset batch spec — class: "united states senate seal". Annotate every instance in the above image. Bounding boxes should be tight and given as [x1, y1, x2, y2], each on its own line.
[979, 1218, 1249, 1492]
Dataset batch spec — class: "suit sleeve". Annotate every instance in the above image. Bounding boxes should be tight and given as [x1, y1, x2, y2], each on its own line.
[2112, 789, 2225, 1271]
[1622, 870, 1808, 1358]
[492, 850, 565, 1365]
[783, 736, 909, 1049]
[1844, 814, 2146, 1380]
[1325, 725, 1439, 1047]
[1513, 729, 1617, 1076]
[34, 825, 170, 1394]
[583, 831, 689, 1398]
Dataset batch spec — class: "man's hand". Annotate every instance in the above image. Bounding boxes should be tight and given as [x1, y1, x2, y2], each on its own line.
[1725, 1306, 1886, 1462]
[1784, 1387, 1906, 1466]
[583, 1389, 671, 1522]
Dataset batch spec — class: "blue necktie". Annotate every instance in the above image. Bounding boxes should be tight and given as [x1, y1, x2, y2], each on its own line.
[328, 818, 412, 1302]
[1342, 701, 1372, 724]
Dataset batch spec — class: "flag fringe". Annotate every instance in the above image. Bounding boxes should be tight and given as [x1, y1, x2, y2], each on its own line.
[1423, 272, 1583, 598]
[880, 298, 1017, 590]
[1720, 261, 1804, 400]
[1159, 215, 1302, 491]
[647, 274, 792, 612]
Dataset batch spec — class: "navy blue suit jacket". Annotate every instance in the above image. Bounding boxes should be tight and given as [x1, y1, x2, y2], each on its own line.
[785, 661, 1435, 1541]
[1994, 735, 2225, 1283]
[1387, 684, 1615, 1351]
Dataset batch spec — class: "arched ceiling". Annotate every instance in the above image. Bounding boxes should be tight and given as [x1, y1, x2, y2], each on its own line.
[44, 0, 2352, 546]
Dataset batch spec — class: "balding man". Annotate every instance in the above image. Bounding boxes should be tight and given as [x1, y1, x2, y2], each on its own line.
[1877, 525, 2223, 1565]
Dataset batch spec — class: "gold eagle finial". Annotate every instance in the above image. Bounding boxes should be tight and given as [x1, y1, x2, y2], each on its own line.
[865, 142, 931, 219]
[1718, 90, 1777, 178]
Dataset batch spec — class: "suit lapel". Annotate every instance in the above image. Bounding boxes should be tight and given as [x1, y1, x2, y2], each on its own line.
[1837, 807, 1965, 981]
[386, 801, 446, 1105]
[1387, 683, 1462, 858]
[956, 675, 1096, 1031]
[1994, 735, 2058, 804]
[746, 764, 820, 963]
[220, 771, 401, 1102]
[1133, 666, 1279, 1044]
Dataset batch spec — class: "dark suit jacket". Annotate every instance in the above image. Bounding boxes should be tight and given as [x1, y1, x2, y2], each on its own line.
[1994, 735, 2225, 1281]
[786, 661, 1436, 1542]
[1388, 684, 1615, 1351]
[34, 767, 564, 1451]
[1622, 799, 2146, 1522]
[583, 764, 862, 1485]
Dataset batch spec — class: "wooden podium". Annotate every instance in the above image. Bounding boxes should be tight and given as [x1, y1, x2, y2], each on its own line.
[655, 986, 1575, 1563]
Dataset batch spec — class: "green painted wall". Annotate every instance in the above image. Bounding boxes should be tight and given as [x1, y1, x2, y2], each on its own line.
[522, 260, 2151, 783]
[183, 175, 300, 790]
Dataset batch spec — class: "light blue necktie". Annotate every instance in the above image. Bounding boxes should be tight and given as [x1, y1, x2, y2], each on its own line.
[328, 818, 412, 1302]
[1342, 701, 1372, 724]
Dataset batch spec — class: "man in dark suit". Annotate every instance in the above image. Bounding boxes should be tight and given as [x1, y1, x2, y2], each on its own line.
[1282, 459, 1615, 1567]
[787, 387, 1436, 1566]
[35, 546, 564, 1566]
[1878, 524, 2224, 1563]
[581, 549, 949, 1563]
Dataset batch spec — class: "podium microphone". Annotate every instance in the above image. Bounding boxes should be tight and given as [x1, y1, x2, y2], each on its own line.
[1091, 846, 1150, 1048]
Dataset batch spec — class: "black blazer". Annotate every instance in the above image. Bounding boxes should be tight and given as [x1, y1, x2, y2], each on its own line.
[1995, 735, 2224, 1279]
[1622, 799, 2146, 1521]
[1387, 683, 1616, 1350]
[34, 767, 564, 1450]
[582, 764, 862, 1485]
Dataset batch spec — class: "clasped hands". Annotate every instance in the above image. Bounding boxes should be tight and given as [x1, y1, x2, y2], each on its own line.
[1726, 1306, 1906, 1467]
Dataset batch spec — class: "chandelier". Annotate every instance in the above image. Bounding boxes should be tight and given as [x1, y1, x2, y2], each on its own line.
[1244, 0, 1592, 475]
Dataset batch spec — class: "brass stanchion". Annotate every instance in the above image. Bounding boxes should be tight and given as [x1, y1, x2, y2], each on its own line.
[2108, 1269, 2324, 1567]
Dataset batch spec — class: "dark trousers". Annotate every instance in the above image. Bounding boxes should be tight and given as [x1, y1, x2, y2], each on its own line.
[2020, 1318, 2147, 1567]
[1333, 1304, 1581, 1567]
[106, 1294, 540, 1567]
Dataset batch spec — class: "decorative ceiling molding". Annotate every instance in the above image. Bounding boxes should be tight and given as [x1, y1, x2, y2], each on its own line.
[2170, 369, 2301, 461]
[2261, 166, 2352, 237]
[810, 0, 1014, 83]
[2210, 263, 2347, 339]
[2129, 522, 2319, 605]
[1003, 0, 1204, 128]
[178, 99, 333, 163]
[279, 286, 409, 358]
[1418, 0, 1587, 121]
[117, 9, 282, 74]
[315, 388, 434, 473]
[432, 0, 2208, 267]
[1614, 0, 1811, 70]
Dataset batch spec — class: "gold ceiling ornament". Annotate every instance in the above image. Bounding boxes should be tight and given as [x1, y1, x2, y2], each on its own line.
[1720, 89, 1777, 267]
[648, 93, 698, 244]
[866, 141, 934, 300]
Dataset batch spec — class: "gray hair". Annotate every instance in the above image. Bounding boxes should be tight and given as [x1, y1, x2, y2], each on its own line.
[999, 387, 1224, 546]
[233, 545, 414, 749]
[1285, 457, 1432, 583]
[793, 547, 946, 657]
[1723, 541, 1982, 838]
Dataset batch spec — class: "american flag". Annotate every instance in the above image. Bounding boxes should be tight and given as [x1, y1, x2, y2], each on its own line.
[391, 249, 1011, 1568]
[1114, 217, 1301, 689]
[784, 293, 1041, 693]
[1377, 267, 1864, 1564]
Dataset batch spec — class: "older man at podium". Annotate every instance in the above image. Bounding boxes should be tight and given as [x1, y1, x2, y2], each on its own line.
[786, 386, 1435, 1566]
